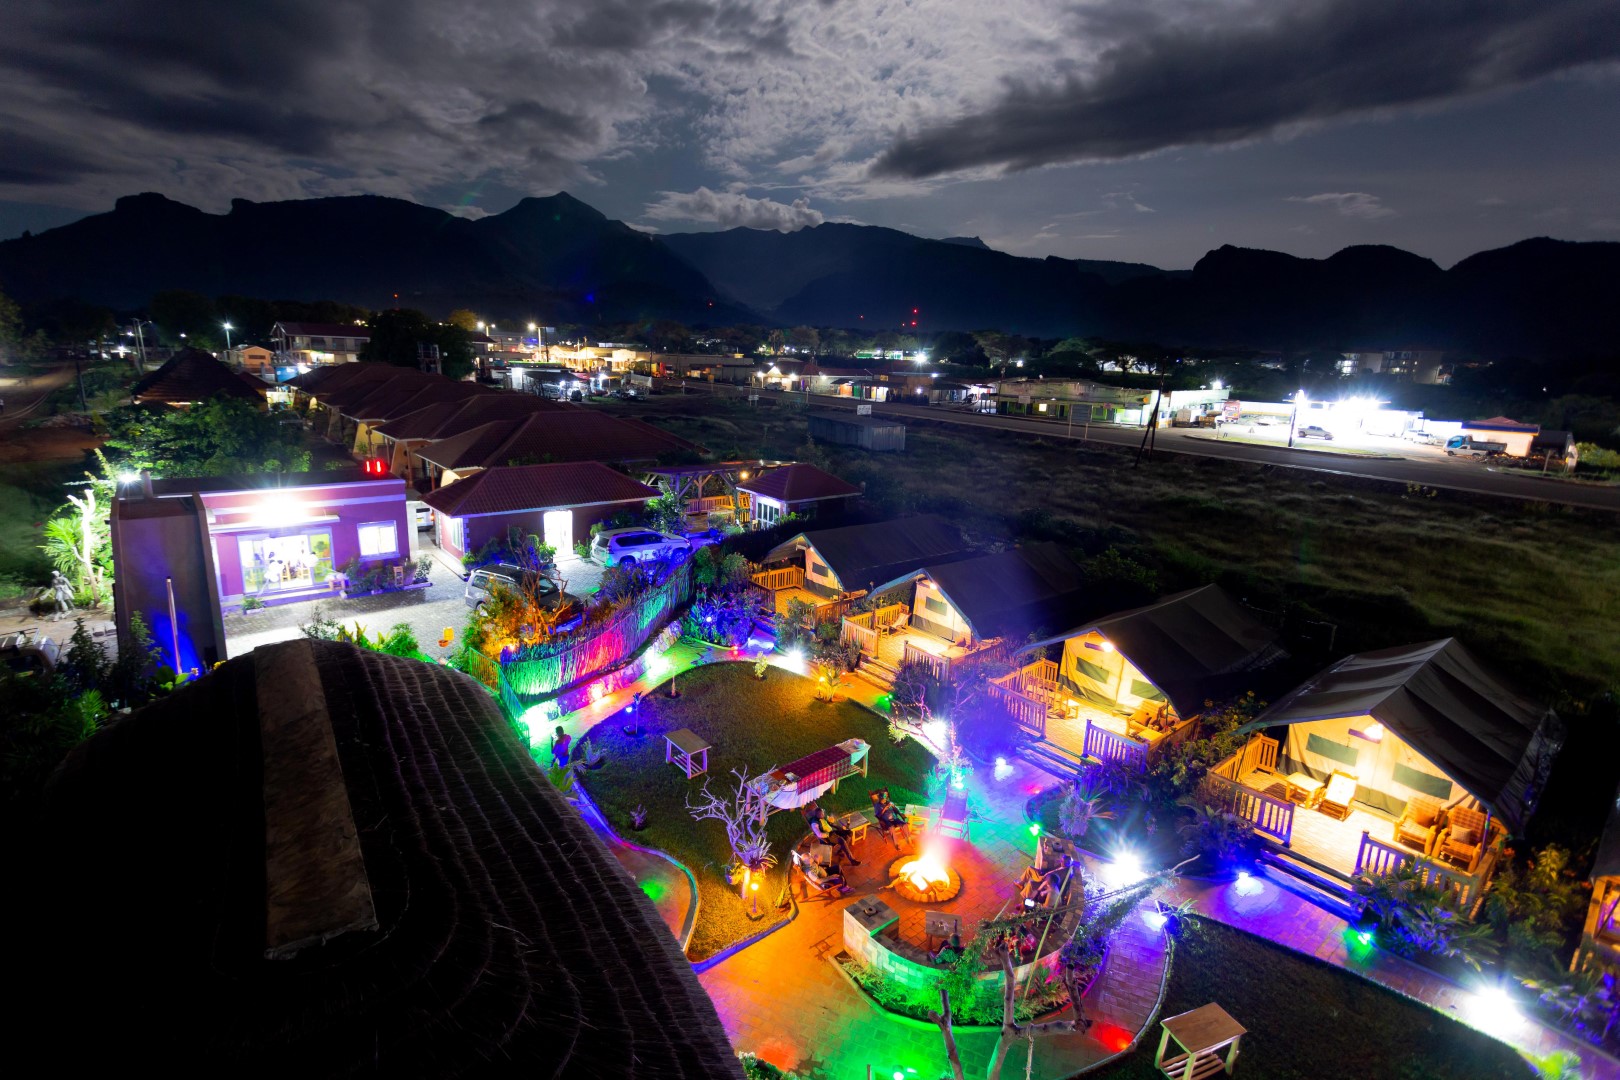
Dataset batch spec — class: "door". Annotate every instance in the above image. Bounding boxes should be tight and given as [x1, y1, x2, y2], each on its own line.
[542, 509, 573, 553]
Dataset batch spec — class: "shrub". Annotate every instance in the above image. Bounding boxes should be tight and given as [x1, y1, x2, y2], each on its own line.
[1354, 865, 1498, 971]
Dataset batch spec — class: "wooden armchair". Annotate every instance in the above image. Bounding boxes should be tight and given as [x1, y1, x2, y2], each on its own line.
[793, 846, 849, 901]
[1438, 807, 1488, 872]
[1395, 795, 1443, 856]
[1319, 770, 1358, 821]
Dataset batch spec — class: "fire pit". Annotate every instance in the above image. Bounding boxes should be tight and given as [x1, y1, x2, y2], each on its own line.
[888, 851, 962, 904]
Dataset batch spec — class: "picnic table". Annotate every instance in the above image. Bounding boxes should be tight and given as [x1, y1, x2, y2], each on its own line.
[664, 728, 711, 779]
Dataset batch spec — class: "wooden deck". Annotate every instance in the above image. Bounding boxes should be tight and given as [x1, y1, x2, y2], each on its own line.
[1236, 767, 1400, 874]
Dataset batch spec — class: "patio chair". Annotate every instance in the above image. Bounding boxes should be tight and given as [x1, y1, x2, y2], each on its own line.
[1318, 770, 1358, 821]
[1438, 807, 1488, 873]
[793, 846, 849, 901]
[937, 788, 970, 840]
[1394, 794, 1444, 856]
[878, 607, 909, 636]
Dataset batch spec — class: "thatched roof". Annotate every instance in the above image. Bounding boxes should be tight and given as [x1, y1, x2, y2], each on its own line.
[15, 640, 741, 1077]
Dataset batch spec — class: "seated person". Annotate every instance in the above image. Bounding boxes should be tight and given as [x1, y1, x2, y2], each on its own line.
[1018, 923, 1039, 959]
[869, 789, 909, 832]
[934, 931, 965, 964]
[807, 803, 860, 865]
[1016, 864, 1065, 906]
[801, 851, 848, 893]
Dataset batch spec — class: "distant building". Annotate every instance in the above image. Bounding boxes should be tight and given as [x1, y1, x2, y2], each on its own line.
[807, 411, 907, 452]
[1338, 349, 1448, 384]
[272, 321, 371, 367]
[229, 344, 276, 375]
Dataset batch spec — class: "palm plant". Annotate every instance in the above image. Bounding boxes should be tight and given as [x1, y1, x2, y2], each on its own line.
[1058, 784, 1116, 840]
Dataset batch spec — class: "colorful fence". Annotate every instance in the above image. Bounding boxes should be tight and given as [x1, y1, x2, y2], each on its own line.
[500, 564, 692, 706]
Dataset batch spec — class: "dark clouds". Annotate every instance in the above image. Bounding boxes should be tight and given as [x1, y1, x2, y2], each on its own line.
[873, 0, 1620, 179]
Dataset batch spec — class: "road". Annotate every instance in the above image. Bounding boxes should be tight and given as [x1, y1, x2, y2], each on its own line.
[699, 385, 1620, 513]
[0, 363, 72, 427]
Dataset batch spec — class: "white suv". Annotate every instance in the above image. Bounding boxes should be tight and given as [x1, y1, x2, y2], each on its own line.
[590, 528, 690, 568]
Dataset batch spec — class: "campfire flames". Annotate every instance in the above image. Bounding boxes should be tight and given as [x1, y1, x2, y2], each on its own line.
[898, 851, 951, 893]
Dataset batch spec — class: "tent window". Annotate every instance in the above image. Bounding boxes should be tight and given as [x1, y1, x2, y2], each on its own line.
[1393, 763, 1454, 800]
[1076, 657, 1110, 684]
[1130, 679, 1166, 701]
[1306, 733, 1360, 767]
[924, 595, 948, 616]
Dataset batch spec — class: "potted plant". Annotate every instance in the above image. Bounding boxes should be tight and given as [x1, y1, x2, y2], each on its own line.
[578, 737, 606, 770]
[240, 595, 266, 615]
[753, 655, 769, 680]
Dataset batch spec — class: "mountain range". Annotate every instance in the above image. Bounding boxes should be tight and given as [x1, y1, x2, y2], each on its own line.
[1, 192, 1616, 358]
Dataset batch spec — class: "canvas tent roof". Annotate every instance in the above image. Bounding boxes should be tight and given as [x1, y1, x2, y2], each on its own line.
[763, 513, 976, 593]
[1241, 638, 1561, 832]
[1025, 584, 1284, 719]
[868, 543, 1088, 641]
[14, 640, 740, 1077]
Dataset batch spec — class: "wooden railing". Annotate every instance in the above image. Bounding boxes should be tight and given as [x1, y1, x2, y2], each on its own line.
[903, 640, 951, 682]
[987, 677, 1046, 736]
[1233, 734, 1279, 776]
[751, 565, 804, 591]
[1206, 773, 1294, 845]
[1354, 832, 1491, 910]
[1082, 720, 1150, 768]
[689, 494, 735, 514]
[841, 611, 880, 657]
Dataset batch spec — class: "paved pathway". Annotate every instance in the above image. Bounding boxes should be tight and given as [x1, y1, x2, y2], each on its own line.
[1167, 874, 1620, 1078]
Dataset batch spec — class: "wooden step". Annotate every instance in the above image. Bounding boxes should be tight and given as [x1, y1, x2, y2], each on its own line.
[848, 667, 894, 692]
[1256, 850, 1365, 922]
[1015, 740, 1087, 781]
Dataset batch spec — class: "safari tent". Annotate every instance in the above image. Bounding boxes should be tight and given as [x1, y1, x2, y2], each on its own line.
[1214, 638, 1562, 901]
[991, 585, 1284, 769]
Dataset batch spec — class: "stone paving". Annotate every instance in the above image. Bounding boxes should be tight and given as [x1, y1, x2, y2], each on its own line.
[1167, 874, 1620, 1079]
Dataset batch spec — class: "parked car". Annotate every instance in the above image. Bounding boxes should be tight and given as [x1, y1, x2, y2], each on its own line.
[464, 563, 557, 612]
[1250, 415, 1283, 426]
[589, 528, 690, 568]
[1296, 425, 1334, 440]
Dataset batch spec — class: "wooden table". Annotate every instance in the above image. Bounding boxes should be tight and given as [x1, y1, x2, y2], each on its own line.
[836, 809, 872, 846]
[1155, 1002, 1246, 1079]
[664, 728, 711, 779]
[1284, 771, 1324, 810]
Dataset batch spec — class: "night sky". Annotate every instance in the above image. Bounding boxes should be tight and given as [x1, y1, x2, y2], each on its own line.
[1, 0, 1617, 267]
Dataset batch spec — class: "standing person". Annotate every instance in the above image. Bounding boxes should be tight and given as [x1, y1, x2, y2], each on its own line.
[550, 725, 572, 769]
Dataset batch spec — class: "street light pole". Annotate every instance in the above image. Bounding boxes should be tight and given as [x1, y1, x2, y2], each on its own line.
[1288, 390, 1304, 448]
[223, 321, 234, 353]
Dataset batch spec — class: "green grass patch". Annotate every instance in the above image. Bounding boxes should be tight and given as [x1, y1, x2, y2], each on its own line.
[1095, 918, 1532, 1079]
[0, 459, 86, 585]
[576, 661, 936, 961]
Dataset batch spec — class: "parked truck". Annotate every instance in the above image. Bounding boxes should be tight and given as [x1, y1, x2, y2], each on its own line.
[1445, 435, 1507, 459]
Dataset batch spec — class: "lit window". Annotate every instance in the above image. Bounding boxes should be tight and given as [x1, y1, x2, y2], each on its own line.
[358, 521, 398, 557]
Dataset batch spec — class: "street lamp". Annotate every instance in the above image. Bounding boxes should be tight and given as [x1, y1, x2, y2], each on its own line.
[1288, 390, 1307, 448]
[223, 322, 233, 352]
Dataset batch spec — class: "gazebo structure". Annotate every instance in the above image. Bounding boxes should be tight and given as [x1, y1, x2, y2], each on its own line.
[13, 640, 742, 1077]
[993, 585, 1284, 774]
[1211, 638, 1562, 907]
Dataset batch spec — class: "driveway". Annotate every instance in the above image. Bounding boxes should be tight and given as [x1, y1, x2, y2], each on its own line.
[222, 576, 474, 660]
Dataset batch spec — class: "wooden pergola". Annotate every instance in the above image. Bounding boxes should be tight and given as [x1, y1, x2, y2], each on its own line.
[640, 459, 794, 517]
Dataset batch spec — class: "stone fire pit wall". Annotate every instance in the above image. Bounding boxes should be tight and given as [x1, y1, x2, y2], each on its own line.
[842, 894, 1062, 993]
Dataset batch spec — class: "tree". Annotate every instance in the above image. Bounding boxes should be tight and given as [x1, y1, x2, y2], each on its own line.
[102, 395, 311, 476]
[686, 767, 777, 897]
[433, 323, 476, 380]
[151, 289, 221, 347]
[974, 330, 1015, 375]
[445, 308, 481, 332]
[0, 287, 25, 363]
[361, 308, 437, 367]
[787, 326, 821, 357]
[41, 453, 116, 606]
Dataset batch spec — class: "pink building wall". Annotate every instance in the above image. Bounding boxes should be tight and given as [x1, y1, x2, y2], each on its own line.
[197, 477, 409, 602]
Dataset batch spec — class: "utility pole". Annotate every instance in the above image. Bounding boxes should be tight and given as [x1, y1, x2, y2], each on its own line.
[73, 351, 87, 411]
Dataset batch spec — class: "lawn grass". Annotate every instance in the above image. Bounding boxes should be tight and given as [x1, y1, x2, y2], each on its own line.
[0, 458, 85, 588]
[576, 660, 936, 961]
[1094, 918, 1532, 1079]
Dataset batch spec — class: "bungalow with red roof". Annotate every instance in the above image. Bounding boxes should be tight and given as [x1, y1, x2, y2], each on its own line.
[414, 411, 700, 489]
[422, 462, 659, 558]
[737, 463, 861, 526]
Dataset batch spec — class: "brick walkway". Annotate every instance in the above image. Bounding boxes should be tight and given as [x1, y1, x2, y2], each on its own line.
[1167, 874, 1620, 1078]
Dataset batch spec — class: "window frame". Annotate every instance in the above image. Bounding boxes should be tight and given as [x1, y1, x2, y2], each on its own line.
[356, 520, 399, 559]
